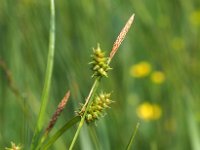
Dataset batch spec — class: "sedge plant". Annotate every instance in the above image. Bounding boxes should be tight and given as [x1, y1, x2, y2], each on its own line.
[5, 0, 138, 149]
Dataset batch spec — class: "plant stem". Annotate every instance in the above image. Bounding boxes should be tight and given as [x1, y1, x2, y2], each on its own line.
[69, 78, 100, 150]
[69, 14, 135, 149]
[126, 122, 140, 150]
[31, 0, 55, 149]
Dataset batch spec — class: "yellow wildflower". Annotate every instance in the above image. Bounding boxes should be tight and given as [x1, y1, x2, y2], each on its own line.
[151, 71, 166, 84]
[130, 61, 151, 78]
[136, 102, 162, 121]
[189, 10, 200, 27]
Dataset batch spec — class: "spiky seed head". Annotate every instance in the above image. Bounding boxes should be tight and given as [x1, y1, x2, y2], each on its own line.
[89, 44, 112, 78]
[77, 92, 113, 123]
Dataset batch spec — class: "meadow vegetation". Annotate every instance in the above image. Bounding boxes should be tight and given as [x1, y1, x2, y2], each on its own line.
[0, 0, 200, 149]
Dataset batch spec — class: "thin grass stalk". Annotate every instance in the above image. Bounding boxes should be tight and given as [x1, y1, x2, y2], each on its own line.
[126, 122, 140, 150]
[31, 0, 55, 149]
[184, 91, 200, 150]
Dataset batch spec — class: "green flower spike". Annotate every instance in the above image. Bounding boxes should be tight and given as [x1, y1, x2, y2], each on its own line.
[78, 92, 114, 123]
[89, 44, 112, 78]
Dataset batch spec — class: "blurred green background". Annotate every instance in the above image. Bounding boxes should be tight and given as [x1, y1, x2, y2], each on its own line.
[0, 0, 200, 149]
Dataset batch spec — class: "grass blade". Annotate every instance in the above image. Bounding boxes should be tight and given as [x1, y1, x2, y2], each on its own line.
[31, 0, 56, 149]
[126, 122, 140, 150]
[41, 116, 81, 150]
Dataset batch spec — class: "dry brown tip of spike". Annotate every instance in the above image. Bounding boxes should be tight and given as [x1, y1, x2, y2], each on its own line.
[45, 91, 70, 134]
[110, 14, 135, 60]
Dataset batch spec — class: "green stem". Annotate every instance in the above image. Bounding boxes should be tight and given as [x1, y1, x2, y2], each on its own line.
[126, 122, 140, 150]
[69, 78, 100, 150]
[40, 116, 81, 150]
[31, 0, 55, 149]
[69, 46, 116, 150]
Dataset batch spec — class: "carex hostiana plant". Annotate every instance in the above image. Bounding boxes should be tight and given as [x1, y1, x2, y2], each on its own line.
[69, 14, 135, 149]
[5, 0, 136, 148]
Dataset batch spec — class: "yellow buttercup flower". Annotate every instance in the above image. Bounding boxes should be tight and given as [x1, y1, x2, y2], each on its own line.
[130, 61, 151, 78]
[151, 71, 166, 84]
[189, 10, 200, 27]
[136, 102, 162, 121]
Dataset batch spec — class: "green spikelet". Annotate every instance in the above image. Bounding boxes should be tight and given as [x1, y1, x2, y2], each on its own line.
[89, 44, 112, 78]
[78, 92, 113, 123]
